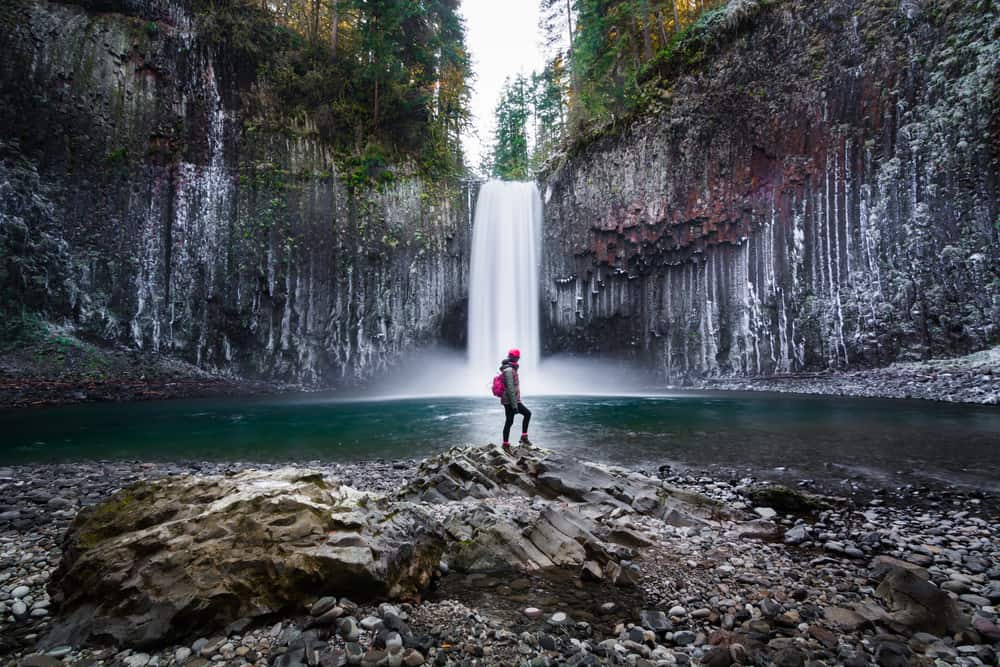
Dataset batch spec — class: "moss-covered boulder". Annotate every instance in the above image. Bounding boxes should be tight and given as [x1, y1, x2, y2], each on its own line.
[44, 469, 444, 648]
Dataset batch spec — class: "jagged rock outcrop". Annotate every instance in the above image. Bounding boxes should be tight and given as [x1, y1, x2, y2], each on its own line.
[0, 0, 469, 387]
[45, 469, 444, 648]
[542, 0, 999, 381]
[402, 444, 732, 582]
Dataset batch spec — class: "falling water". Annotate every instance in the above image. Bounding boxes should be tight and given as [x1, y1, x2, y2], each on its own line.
[467, 180, 543, 381]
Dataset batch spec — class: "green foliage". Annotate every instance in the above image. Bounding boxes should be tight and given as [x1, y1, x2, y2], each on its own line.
[482, 60, 569, 178]
[104, 146, 129, 176]
[484, 76, 531, 180]
[195, 0, 472, 181]
[341, 146, 395, 192]
[528, 0, 768, 168]
[637, 5, 729, 85]
[194, 0, 291, 65]
[0, 310, 46, 347]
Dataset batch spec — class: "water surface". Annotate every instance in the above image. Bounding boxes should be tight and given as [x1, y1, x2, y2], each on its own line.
[1, 392, 997, 493]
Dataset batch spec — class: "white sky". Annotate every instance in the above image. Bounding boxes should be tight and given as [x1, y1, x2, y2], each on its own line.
[460, 0, 548, 175]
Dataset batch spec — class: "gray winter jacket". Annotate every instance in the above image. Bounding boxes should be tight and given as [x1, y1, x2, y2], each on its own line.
[500, 359, 520, 406]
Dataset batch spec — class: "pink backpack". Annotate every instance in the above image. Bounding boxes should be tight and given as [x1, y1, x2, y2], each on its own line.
[491, 373, 505, 397]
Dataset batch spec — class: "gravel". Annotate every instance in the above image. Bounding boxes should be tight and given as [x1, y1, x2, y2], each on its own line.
[2, 455, 998, 666]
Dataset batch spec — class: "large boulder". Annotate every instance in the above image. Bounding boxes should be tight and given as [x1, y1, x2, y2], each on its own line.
[874, 566, 968, 635]
[45, 469, 444, 648]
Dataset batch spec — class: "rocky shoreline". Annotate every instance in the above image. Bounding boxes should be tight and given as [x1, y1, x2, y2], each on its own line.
[0, 336, 295, 410]
[3, 337, 998, 410]
[699, 347, 1000, 406]
[2, 446, 998, 667]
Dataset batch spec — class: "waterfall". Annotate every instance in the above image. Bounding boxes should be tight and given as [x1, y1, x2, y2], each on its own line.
[368, 178, 650, 399]
[467, 180, 543, 382]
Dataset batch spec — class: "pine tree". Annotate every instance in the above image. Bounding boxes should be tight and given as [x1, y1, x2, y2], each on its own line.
[489, 76, 531, 180]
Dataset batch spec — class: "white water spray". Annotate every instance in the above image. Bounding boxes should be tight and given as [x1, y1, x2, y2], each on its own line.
[467, 181, 543, 380]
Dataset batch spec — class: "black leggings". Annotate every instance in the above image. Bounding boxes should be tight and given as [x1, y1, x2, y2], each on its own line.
[503, 402, 531, 442]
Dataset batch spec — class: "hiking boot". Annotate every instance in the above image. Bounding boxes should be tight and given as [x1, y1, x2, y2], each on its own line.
[502, 442, 512, 454]
[518, 436, 533, 446]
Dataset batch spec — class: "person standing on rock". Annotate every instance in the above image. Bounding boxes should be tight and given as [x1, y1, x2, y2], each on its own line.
[500, 348, 532, 453]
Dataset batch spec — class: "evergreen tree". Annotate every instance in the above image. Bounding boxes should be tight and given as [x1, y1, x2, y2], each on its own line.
[526, 0, 731, 167]
[488, 75, 531, 180]
[209, 0, 472, 179]
[529, 58, 568, 170]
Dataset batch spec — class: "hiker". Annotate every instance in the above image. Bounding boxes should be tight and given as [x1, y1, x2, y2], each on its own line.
[499, 348, 532, 452]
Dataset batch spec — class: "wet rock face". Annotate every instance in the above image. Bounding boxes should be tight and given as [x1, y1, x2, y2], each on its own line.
[45, 469, 445, 648]
[0, 0, 469, 388]
[541, 0, 999, 380]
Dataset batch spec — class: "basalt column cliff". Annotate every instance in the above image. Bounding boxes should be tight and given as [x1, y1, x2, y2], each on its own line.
[0, 0, 469, 388]
[542, 0, 999, 381]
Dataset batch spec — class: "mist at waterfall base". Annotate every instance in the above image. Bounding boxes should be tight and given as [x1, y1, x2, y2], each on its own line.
[367, 180, 656, 399]
[363, 347, 659, 399]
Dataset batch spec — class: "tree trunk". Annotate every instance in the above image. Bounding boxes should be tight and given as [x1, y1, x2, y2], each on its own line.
[672, 0, 680, 33]
[640, 16, 653, 61]
[311, 0, 320, 43]
[656, 10, 668, 46]
[565, 0, 579, 101]
[330, 0, 338, 57]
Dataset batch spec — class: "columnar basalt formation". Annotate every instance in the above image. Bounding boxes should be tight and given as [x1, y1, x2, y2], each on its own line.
[0, 0, 470, 387]
[542, 0, 999, 381]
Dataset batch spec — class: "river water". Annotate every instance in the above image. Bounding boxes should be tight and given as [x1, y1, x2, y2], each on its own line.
[1, 391, 997, 495]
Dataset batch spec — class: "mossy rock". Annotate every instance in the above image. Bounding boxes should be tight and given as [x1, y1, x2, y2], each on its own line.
[745, 484, 835, 513]
[45, 469, 445, 649]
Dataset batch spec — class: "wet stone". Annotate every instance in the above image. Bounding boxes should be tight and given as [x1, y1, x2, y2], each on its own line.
[639, 609, 671, 633]
[123, 653, 150, 667]
[672, 630, 696, 646]
[312, 606, 345, 627]
[359, 615, 382, 632]
[310, 597, 338, 617]
[338, 618, 360, 642]
[19, 657, 65, 667]
[402, 649, 425, 667]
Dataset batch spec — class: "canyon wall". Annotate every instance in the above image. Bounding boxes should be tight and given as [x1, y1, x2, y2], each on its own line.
[542, 0, 999, 381]
[0, 0, 470, 387]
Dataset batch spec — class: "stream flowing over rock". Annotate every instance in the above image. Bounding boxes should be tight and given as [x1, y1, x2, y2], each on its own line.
[44, 469, 444, 648]
[0, 0, 470, 388]
[541, 0, 999, 381]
